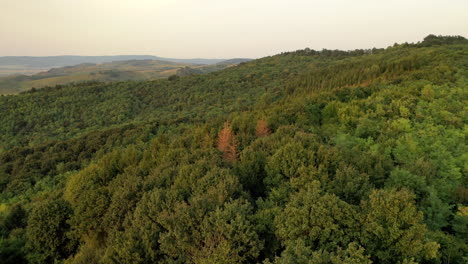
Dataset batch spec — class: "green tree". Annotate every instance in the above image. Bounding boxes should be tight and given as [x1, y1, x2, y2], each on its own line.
[26, 198, 76, 263]
[359, 189, 439, 264]
[275, 181, 358, 251]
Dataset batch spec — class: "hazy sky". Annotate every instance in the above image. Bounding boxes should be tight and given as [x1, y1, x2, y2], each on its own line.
[1, 0, 467, 58]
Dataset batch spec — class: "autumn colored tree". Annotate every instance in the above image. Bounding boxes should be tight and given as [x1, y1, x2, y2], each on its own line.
[217, 121, 238, 162]
[256, 119, 271, 137]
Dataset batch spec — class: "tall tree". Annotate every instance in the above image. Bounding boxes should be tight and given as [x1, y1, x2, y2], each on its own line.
[217, 121, 238, 162]
[360, 189, 439, 264]
[256, 119, 271, 137]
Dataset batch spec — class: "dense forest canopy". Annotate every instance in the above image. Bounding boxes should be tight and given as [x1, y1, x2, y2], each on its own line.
[0, 35, 467, 263]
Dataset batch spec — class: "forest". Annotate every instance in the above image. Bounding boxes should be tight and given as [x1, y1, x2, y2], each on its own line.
[0, 35, 467, 263]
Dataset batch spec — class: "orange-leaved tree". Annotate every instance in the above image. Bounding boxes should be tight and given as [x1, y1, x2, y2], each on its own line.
[217, 121, 238, 162]
[255, 119, 271, 137]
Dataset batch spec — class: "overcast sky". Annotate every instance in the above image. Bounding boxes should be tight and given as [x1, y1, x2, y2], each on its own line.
[1, 0, 467, 58]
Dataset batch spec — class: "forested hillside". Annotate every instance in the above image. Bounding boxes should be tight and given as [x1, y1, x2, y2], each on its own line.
[0, 35, 467, 263]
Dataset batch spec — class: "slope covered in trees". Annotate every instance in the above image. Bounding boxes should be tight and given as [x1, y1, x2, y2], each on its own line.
[0, 35, 467, 263]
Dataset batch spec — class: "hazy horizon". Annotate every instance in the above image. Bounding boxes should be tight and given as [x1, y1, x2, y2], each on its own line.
[1, 0, 467, 59]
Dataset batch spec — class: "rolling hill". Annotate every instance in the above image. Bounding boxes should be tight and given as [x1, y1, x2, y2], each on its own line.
[0, 58, 251, 94]
[0, 55, 248, 81]
[0, 35, 466, 264]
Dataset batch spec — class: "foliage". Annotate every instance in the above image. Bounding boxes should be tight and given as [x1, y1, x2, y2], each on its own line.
[217, 121, 239, 162]
[0, 35, 466, 263]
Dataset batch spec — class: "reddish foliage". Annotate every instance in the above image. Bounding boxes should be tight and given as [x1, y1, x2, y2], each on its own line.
[217, 121, 238, 162]
[255, 119, 271, 137]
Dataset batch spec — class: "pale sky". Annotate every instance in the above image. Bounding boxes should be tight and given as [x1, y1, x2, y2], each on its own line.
[1, 0, 467, 58]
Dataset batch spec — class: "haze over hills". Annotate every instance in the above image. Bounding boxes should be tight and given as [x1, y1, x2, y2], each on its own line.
[0, 58, 252, 94]
[0, 55, 229, 68]
[0, 35, 467, 264]
[0, 55, 248, 78]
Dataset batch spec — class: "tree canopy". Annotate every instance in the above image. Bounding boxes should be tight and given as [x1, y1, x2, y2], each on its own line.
[0, 35, 467, 263]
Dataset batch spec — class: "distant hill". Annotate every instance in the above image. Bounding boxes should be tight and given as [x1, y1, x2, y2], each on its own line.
[216, 58, 252, 65]
[0, 55, 159, 68]
[156, 57, 226, 65]
[0, 55, 237, 78]
[0, 59, 245, 94]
